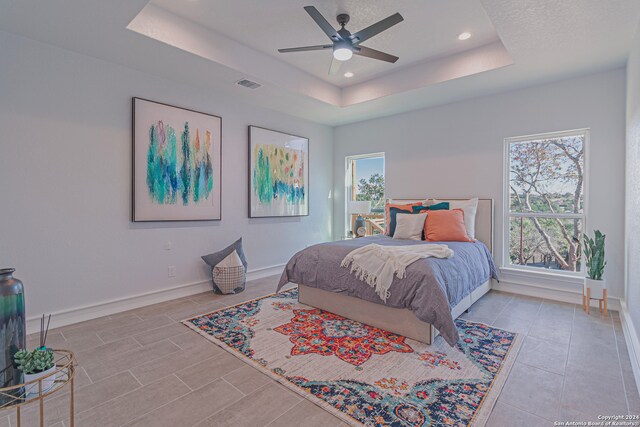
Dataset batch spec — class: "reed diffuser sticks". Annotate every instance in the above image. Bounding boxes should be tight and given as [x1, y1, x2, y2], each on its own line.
[39, 314, 51, 349]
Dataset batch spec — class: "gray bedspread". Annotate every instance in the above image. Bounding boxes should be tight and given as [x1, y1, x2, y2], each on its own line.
[277, 235, 498, 346]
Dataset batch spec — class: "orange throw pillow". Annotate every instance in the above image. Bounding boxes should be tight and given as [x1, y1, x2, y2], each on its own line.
[385, 202, 424, 235]
[425, 209, 474, 242]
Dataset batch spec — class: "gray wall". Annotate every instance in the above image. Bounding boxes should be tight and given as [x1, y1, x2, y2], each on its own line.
[0, 26, 633, 321]
[626, 24, 640, 330]
[0, 31, 333, 317]
[334, 69, 626, 299]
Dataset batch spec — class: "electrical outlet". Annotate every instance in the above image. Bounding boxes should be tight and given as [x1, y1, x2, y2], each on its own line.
[167, 266, 176, 278]
[164, 241, 172, 251]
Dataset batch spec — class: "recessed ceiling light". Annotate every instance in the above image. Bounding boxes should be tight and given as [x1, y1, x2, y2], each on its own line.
[458, 32, 472, 41]
[344, 72, 354, 78]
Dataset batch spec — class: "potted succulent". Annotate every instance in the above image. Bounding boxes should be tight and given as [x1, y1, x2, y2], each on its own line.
[14, 348, 56, 395]
[583, 230, 607, 300]
[13, 314, 56, 395]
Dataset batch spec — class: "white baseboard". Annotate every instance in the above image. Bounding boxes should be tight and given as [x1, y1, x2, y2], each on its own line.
[26, 264, 285, 334]
[245, 264, 285, 282]
[493, 280, 621, 311]
[620, 300, 640, 398]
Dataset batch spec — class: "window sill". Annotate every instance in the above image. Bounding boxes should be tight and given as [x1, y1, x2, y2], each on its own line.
[499, 267, 584, 289]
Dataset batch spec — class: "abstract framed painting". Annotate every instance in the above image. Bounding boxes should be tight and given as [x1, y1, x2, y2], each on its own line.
[249, 126, 309, 218]
[132, 98, 222, 221]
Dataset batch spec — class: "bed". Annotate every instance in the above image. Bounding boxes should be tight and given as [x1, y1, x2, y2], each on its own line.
[277, 198, 497, 346]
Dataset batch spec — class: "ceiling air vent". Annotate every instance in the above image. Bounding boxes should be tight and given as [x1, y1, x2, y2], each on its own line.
[236, 79, 261, 89]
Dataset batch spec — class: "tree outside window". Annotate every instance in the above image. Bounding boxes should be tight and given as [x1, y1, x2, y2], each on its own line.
[506, 130, 586, 273]
[356, 173, 385, 211]
[346, 154, 385, 236]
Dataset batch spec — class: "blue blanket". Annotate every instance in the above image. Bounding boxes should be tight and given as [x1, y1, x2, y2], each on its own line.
[278, 235, 499, 346]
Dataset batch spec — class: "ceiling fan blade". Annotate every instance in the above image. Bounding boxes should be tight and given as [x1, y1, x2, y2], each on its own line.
[304, 6, 343, 42]
[354, 46, 399, 63]
[329, 57, 342, 75]
[278, 45, 332, 53]
[350, 13, 404, 44]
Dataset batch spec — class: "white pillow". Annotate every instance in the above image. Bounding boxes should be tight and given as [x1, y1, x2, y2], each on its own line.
[215, 250, 243, 268]
[393, 213, 427, 240]
[434, 198, 478, 239]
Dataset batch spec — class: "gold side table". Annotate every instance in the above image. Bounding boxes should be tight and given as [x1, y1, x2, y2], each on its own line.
[0, 349, 76, 427]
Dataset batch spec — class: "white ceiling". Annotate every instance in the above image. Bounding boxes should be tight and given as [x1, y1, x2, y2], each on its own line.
[127, 1, 513, 107]
[151, 0, 501, 87]
[0, 0, 639, 126]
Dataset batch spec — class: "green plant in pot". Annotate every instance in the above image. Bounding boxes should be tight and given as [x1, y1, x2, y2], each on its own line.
[583, 230, 607, 303]
[14, 348, 56, 395]
[13, 314, 57, 395]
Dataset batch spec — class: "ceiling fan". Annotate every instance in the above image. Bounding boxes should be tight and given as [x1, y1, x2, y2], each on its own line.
[278, 6, 404, 75]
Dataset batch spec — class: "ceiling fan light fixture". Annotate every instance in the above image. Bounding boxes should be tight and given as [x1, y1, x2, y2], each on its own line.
[333, 43, 353, 61]
[278, 7, 403, 74]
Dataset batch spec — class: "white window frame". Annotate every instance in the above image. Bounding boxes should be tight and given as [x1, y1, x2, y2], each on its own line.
[344, 152, 385, 236]
[502, 129, 589, 278]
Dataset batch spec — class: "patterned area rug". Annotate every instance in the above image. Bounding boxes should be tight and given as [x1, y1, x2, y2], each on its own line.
[183, 289, 522, 427]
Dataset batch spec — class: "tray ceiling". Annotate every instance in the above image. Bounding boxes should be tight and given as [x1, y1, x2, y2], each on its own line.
[151, 0, 502, 87]
[128, 0, 514, 107]
[1, 0, 639, 125]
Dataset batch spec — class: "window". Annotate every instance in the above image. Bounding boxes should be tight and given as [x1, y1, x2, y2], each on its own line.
[504, 129, 587, 274]
[345, 153, 385, 237]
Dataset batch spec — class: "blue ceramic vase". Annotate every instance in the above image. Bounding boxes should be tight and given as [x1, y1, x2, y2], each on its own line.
[0, 268, 26, 400]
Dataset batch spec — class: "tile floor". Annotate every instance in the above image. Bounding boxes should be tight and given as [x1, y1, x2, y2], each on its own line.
[2, 276, 636, 427]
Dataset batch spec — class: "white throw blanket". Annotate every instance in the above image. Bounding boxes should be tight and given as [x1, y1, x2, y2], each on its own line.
[340, 243, 454, 302]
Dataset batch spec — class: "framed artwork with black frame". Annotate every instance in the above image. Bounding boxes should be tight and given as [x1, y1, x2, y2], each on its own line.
[132, 97, 222, 221]
[248, 126, 309, 218]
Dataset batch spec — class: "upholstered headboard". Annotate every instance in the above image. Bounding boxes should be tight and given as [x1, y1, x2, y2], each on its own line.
[387, 198, 494, 254]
